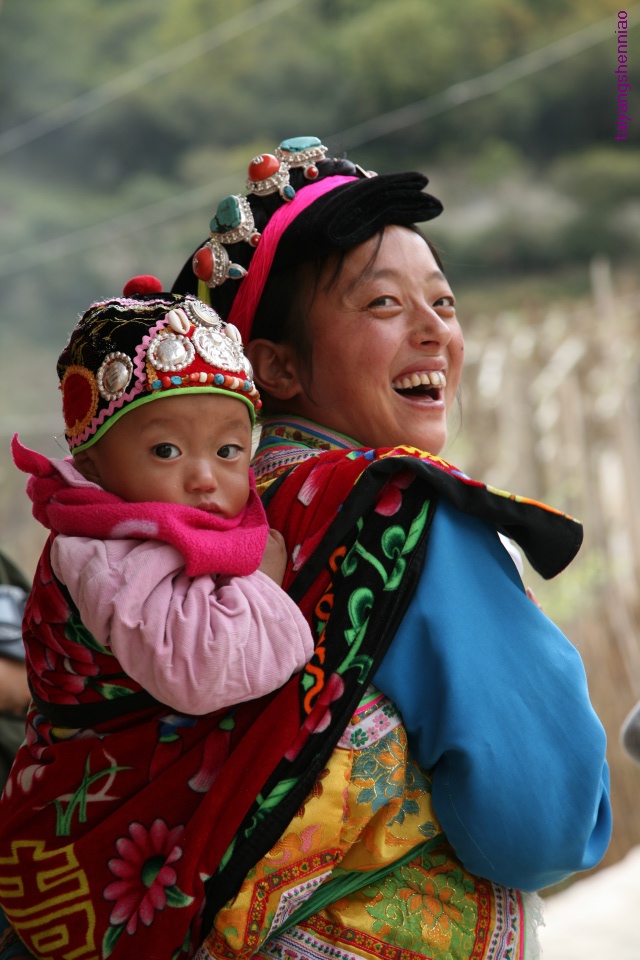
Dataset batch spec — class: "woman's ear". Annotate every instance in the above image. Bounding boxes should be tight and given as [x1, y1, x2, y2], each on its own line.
[247, 340, 304, 400]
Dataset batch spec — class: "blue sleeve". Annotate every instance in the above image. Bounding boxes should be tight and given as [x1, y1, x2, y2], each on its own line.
[373, 498, 612, 891]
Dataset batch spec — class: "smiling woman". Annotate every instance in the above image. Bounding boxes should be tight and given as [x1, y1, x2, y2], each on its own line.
[168, 138, 612, 960]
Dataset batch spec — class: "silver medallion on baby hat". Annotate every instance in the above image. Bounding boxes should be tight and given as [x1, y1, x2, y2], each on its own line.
[96, 352, 134, 401]
[192, 326, 246, 374]
[147, 330, 195, 372]
[224, 323, 253, 379]
[183, 298, 224, 329]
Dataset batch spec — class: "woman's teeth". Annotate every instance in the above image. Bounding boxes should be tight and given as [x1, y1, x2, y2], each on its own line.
[391, 371, 446, 391]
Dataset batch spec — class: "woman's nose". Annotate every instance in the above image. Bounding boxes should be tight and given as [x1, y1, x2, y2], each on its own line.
[411, 302, 451, 345]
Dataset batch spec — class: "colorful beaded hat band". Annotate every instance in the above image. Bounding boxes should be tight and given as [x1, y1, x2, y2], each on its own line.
[58, 276, 261, 454]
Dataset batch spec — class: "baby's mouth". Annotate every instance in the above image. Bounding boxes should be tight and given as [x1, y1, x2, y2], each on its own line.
[391, 371, 446, 399]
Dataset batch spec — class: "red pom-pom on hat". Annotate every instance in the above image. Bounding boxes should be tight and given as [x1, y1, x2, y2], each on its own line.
[122, 275, 163, 296]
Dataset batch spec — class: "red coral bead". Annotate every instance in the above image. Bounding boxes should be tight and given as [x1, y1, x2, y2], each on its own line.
[248, 153, 280, 183]
[192, 245, 213, 281]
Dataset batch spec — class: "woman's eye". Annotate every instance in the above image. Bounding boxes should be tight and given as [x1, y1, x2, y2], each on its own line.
[367, 295, 397, 309]
[153, 443, 180, 460]
[217, 444, 242, 460]
[434, 295, 455, 309]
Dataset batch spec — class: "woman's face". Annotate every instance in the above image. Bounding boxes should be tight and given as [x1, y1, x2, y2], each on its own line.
[287, 226, 464, 454]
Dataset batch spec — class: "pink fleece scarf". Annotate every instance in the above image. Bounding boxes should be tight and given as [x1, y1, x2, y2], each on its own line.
[12, 435, 268, 577]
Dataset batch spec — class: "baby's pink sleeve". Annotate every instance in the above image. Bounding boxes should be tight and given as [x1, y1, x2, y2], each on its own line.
[51, 535, 314, 714]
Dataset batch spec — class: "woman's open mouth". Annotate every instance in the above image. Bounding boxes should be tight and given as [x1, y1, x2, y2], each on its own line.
[391, 371, 446, 400]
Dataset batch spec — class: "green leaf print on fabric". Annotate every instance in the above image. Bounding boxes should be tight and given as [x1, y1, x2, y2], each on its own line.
[91, 681, 142, 700]
[343, 535, 389, 585]
[65, 609, 110, 655]
[102, 921, 124, 958]
[54, 755, 130, 836]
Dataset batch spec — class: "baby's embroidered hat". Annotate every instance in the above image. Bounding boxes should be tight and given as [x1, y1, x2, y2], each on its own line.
[58, 276, 261, 454]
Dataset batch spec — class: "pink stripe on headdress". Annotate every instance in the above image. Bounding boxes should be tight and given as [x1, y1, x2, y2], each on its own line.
[227, 175, 357, 342]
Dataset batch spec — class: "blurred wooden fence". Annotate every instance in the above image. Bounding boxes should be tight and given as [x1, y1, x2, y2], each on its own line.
[451, 258, 640, 873]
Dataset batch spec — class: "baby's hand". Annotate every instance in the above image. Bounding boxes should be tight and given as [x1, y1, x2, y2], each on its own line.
[258, 529, 288, 585]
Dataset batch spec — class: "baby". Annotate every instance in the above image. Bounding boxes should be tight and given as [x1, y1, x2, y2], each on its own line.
[0, 278, 313, 960]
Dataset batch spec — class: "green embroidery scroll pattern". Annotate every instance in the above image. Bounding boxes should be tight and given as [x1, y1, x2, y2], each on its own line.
[338, 499, 430, 680]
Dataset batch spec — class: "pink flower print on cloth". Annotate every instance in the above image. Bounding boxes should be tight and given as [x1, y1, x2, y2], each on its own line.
[374, 468, 416, 517]
[103, 818, 192, 949]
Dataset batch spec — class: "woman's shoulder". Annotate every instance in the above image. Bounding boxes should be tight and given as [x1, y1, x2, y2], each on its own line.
[261, 444, 582, 580]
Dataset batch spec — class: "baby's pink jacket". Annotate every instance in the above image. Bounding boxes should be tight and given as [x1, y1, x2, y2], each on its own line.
[52, 535, 313, 714]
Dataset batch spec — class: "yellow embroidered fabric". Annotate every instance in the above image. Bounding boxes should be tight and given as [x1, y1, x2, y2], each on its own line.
[198, 694, 527, 960]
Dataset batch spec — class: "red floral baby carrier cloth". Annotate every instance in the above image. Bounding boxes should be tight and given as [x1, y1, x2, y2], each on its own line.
[0, 443, 581, 960]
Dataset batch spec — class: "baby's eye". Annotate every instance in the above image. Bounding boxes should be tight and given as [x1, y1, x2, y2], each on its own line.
[217, 444, 242, 460]
[153, 443, 181, 460]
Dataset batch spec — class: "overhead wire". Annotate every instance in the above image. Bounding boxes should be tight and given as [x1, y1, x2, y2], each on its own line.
[326, 6, 639, 151]
[0, 5, 636, 278]
[0, 0, 306, 158]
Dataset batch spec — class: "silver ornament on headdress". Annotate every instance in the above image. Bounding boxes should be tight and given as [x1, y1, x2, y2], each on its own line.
[192, 239, 248, 290]
[246, 154, 295, 201]
[183, 298, 225, 329]
[209, 195, 261, 247]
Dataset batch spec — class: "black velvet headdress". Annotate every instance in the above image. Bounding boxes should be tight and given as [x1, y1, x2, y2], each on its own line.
[172, 136, 443, 340]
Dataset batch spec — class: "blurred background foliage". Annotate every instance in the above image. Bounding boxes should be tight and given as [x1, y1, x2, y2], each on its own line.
[1, 0, 640, 878]
[0, 0, 637, 350]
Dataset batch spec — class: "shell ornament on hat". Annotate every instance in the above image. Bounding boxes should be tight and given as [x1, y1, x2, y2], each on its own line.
[172, 135, 444, 342]
[58, 277, 261, 454]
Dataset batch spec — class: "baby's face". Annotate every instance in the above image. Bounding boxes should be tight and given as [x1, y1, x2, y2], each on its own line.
[78, 393, 253, 518]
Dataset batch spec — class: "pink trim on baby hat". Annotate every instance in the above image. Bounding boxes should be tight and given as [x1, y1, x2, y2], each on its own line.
[227, 176, 357, 342]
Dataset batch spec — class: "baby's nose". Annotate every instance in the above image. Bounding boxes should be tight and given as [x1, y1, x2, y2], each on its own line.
[187, 460, 217, 491]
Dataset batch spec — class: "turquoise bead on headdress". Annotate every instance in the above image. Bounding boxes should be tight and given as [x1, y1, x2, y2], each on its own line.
[209, 195, 261, 247]
[276, 136, 327, 181]
[278, 136, 323, 153]
[210, 195, 244, 235]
